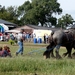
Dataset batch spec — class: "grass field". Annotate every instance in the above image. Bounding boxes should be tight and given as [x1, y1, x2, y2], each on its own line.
[0, 42, 75, 75]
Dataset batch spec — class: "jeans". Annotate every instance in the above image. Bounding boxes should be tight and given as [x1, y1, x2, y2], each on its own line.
[16, 41, 23, 55]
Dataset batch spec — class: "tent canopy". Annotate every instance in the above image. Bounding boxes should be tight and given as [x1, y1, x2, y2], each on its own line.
[0, 25, 4, 32]
[0, 23, 9, 31]
[5, 30, 20, 33]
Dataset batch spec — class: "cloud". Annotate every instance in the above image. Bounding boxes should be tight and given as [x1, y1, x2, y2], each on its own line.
[57, 0, 75, 20]
[0, 0, 27, 7]
[58, 0, 75, 11]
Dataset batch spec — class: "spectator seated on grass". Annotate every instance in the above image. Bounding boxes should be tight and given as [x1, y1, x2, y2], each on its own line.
[0, 45, 12, 57]
[6, 46, 12, 57]
[0, 47, 2, 51]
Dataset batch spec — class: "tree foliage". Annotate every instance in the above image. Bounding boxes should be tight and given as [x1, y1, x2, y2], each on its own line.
[6, 6, 19, 24]
[57, 14, 74, 28]
[0, 1, 75, 27]
[0, 5, 7, 19]
[18, 0, 62, 26]
[0, 5, 19, 25]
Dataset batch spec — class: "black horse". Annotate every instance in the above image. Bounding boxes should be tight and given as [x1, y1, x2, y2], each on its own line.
[43, 29, 75, 59]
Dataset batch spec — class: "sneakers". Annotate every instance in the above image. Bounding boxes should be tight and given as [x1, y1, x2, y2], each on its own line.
[21, 53, 23, 55]
[16, 52, 18, 56]
[16, 52, 23, 56]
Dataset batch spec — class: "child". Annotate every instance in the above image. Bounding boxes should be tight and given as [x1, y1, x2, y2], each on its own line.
[0, 47, 3, 56]
[6, 46, 12, 57]
[2, 45, 12, 57]
[16, 38, 24, 56]
[0, 47, 2, 51]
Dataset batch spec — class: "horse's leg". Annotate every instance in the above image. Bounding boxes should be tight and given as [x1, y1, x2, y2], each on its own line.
[50, 49, 55, 58]
[43, 50, 51, 59]
[43, 45, 51, 58]
[62, 47, 69, 57]
[62, 52, 68, 57]
[68, 48, 72, 58]
[66, 47, 72, 58]
[43, 45, 55, 59]
[55, 45, 62, 59]
[72, 49, 75, 55]
[43, 45, 50, 59]
[72, 52, 75, 58]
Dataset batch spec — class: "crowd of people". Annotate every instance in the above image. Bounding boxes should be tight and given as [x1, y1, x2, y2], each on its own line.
[0, 31, 33, 43]
[0, 30, 51, 44]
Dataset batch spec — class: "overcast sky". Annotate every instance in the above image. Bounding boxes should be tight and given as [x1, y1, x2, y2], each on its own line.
[0, 0, 75, 20]
[57, 0, 75, 20]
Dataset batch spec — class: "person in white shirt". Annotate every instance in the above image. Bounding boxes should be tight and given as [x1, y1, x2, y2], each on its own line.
[17, 29, 24, 42]
[16, 29, 24, 56]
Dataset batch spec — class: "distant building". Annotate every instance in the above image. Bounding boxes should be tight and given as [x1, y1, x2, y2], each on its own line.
[13, 25, 60, 41]
[0, 19, 18, 32]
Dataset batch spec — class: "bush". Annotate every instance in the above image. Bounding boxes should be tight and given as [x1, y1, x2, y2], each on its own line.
[9, 39, 15, 45]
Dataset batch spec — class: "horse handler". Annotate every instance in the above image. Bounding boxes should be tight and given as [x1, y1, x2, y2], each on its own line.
[16, 29, 24, 56]
[16, 38, 24, 56]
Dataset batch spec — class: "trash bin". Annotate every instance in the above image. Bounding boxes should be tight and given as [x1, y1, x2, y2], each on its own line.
[33, 38, 37, 43]
[38, 38, 42, 43]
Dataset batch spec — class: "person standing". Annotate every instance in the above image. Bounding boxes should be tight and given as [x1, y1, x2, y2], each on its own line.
[16, 29, 24, 56]
[44, 34, 46, 43]
[45, 34, 48, 43]
[16, 38, 23, 56]
[17, 29, 24, 41]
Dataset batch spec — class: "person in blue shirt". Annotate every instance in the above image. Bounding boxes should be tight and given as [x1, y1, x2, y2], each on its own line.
[16, 38, 23, 56]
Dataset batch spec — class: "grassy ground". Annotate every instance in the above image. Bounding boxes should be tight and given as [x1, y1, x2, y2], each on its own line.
[0, 42, 75, 75]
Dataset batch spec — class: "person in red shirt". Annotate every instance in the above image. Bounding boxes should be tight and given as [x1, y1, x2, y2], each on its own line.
[6, 46, 12, 57]
[0, 48, 4, 57]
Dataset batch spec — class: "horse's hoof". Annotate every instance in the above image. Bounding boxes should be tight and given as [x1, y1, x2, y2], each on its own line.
[43, 55, 50, 59]
[51, 56, 56, 58]
[62, 53, 66, 57]
[72, 52, 75, 59]
[43, 55, 46, 59]
[51, 54, 55, 58]
[72, 52, 75, 55]
[56, 56, 62, 59]
[62, 54, 65, 57]
[67, 56, 72, 59]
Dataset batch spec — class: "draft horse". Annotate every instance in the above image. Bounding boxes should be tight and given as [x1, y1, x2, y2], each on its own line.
[43, 29, 75, 59]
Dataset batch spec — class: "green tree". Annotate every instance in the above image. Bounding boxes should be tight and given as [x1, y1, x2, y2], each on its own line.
[58, 14, 74, 28]
[0, 5, 7, 19]
[0, 5, 19, 25]
[6, 6, 19, 24]
[18, 0, 62, 26]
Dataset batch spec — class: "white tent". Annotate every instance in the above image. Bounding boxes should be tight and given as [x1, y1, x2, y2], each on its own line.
[5, 30, 20, 33]
[33, 29, 52, 39]
[0, 23, 9, 31]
